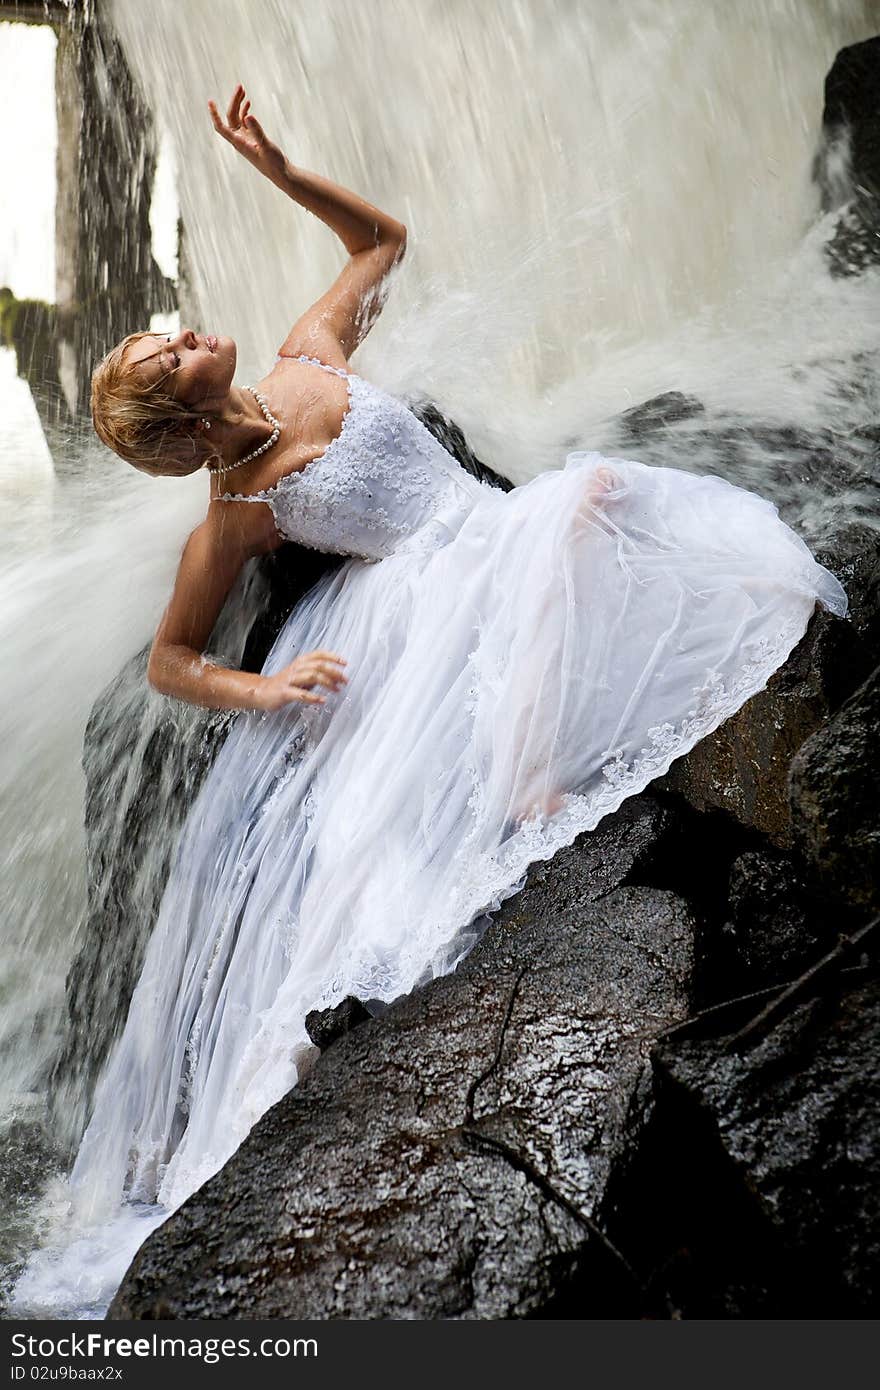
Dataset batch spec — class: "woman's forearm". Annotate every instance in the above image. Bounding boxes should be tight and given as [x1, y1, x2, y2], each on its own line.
[209, 86, 405, 254]
[269, 158, 406, 255]
[148, 644, 267, 712]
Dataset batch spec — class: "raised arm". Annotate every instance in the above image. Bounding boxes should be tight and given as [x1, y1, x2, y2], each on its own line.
[147, 506, 347, 712]
[209, 84, 406, 363]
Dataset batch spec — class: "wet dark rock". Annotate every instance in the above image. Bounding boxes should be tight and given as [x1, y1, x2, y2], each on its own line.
[110, 879, 695, 1320]
[613, 391, 705, 445]
[702, 421, 879, 516]
[823, 202, 880, 278]
[789, 664, 880, 918]
[822, 37, 880, 197]
[714, 848, 833, 996]
[305, 996, 372, 1051]
[56, 2, 175, 418]
[656, 606, 862, 848]
[612, 976, 880, 1316]
[0, 2, 176, 443]
[607, 403, 880, 541]
[0, 1114, 63, 1314]
[505, 792, 681, 916]
[412, 402, 514, 491]
[814, 522, 880, 659]
[0, 289, 72, 448]
[817, 36, 880, 277]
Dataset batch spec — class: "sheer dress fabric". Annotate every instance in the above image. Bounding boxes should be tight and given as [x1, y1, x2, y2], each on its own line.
[70, 354, 847, 1214]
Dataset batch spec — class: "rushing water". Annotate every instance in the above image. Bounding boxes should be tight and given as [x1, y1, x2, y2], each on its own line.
[2, 0, 880, 1318]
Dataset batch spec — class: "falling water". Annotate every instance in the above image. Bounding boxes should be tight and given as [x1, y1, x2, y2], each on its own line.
[2, 0, 879, 1318]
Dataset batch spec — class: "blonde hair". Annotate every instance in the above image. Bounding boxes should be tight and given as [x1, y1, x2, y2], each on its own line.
[90, 330, 210, 478]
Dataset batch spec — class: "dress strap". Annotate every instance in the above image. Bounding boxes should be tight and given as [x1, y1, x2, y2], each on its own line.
[276, 351, 350, 378]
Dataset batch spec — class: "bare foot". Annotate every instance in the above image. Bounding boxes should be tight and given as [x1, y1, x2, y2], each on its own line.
[572, 464, 619, 533]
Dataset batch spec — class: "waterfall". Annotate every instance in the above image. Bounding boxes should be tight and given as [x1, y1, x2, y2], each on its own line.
[2, 0, 879, 1319]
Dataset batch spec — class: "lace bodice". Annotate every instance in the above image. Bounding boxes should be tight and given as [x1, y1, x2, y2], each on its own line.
[219, 355, 490, 561]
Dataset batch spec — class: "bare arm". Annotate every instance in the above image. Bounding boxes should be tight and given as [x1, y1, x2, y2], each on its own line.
[209, 84, 406, 361]
[147, 508, 347, 712]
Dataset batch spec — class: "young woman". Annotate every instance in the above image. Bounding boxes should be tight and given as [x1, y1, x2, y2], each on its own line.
[77, 85, 845, 1255]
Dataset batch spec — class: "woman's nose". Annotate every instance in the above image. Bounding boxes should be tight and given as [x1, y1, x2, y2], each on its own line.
[179, 328, 198, 350]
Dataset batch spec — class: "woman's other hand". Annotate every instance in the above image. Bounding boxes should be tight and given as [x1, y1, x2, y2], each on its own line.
[208, 83, 285, 183]
[257, 650, 349, 712]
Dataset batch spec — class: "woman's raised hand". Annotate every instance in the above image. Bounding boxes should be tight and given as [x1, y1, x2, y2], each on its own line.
[208, 83, 285, 182]
[258, 650, 349, 712]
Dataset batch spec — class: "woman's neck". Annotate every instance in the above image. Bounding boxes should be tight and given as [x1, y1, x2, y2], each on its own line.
[215, 385, 277, 471]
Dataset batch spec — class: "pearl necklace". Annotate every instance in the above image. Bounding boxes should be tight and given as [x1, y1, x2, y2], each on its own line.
[207, 387, 282, 479]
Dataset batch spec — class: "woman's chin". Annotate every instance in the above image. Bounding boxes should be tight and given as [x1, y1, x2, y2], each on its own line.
[221, 335, 237, 372]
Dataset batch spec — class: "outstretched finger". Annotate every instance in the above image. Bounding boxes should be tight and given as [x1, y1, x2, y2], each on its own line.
[227, 82, 245, 128]
[207, 99, 225, 133]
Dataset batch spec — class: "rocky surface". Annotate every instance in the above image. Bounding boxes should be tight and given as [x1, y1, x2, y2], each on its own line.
[110, 801, 695, 1320]
[817, 35, 880, 277]
[713, 848, 832, 995]
[656, 606, 865, 848]
[790, 663, 880, 918]
[613, 391, 706, 445]
[610, 974, 880, 1316]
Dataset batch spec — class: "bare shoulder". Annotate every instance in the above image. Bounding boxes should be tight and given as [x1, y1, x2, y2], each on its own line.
[276, 235, 406, 364]
[273, 324, 352, 375]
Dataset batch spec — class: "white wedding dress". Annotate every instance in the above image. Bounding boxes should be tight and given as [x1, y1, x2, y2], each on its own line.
[15, 353, 847, 1314]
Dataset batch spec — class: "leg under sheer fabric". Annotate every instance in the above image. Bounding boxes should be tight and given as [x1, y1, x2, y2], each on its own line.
[507, 464, 619, 826]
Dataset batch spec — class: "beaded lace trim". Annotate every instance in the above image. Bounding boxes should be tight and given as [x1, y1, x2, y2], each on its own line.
[218, 355, 484, 562]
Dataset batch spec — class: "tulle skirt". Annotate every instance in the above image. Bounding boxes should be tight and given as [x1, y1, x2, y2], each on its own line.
[68, 450, 847, 1217]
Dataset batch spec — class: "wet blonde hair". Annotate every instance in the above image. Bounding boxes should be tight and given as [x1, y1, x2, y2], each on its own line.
[90, 330, 212, 478]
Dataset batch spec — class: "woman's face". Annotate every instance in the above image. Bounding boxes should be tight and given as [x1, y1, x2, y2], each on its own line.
[122, 328, 237, 413]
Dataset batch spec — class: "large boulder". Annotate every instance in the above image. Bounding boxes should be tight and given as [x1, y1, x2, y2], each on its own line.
[816, 35, 880, 277]
[711, 847, 833, 997]
[109, 800, 695, 1320]
[814, 521, 880, 663]
[655, 605, 861, 848]
[614, 976, 880, 1316]
[789, 663, 880, 917]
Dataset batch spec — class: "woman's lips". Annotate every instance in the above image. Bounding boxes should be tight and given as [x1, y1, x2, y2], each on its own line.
[207, 335, 217, 353]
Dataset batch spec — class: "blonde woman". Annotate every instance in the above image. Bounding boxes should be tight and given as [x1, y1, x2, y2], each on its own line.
[66, 84, 845, 1289]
